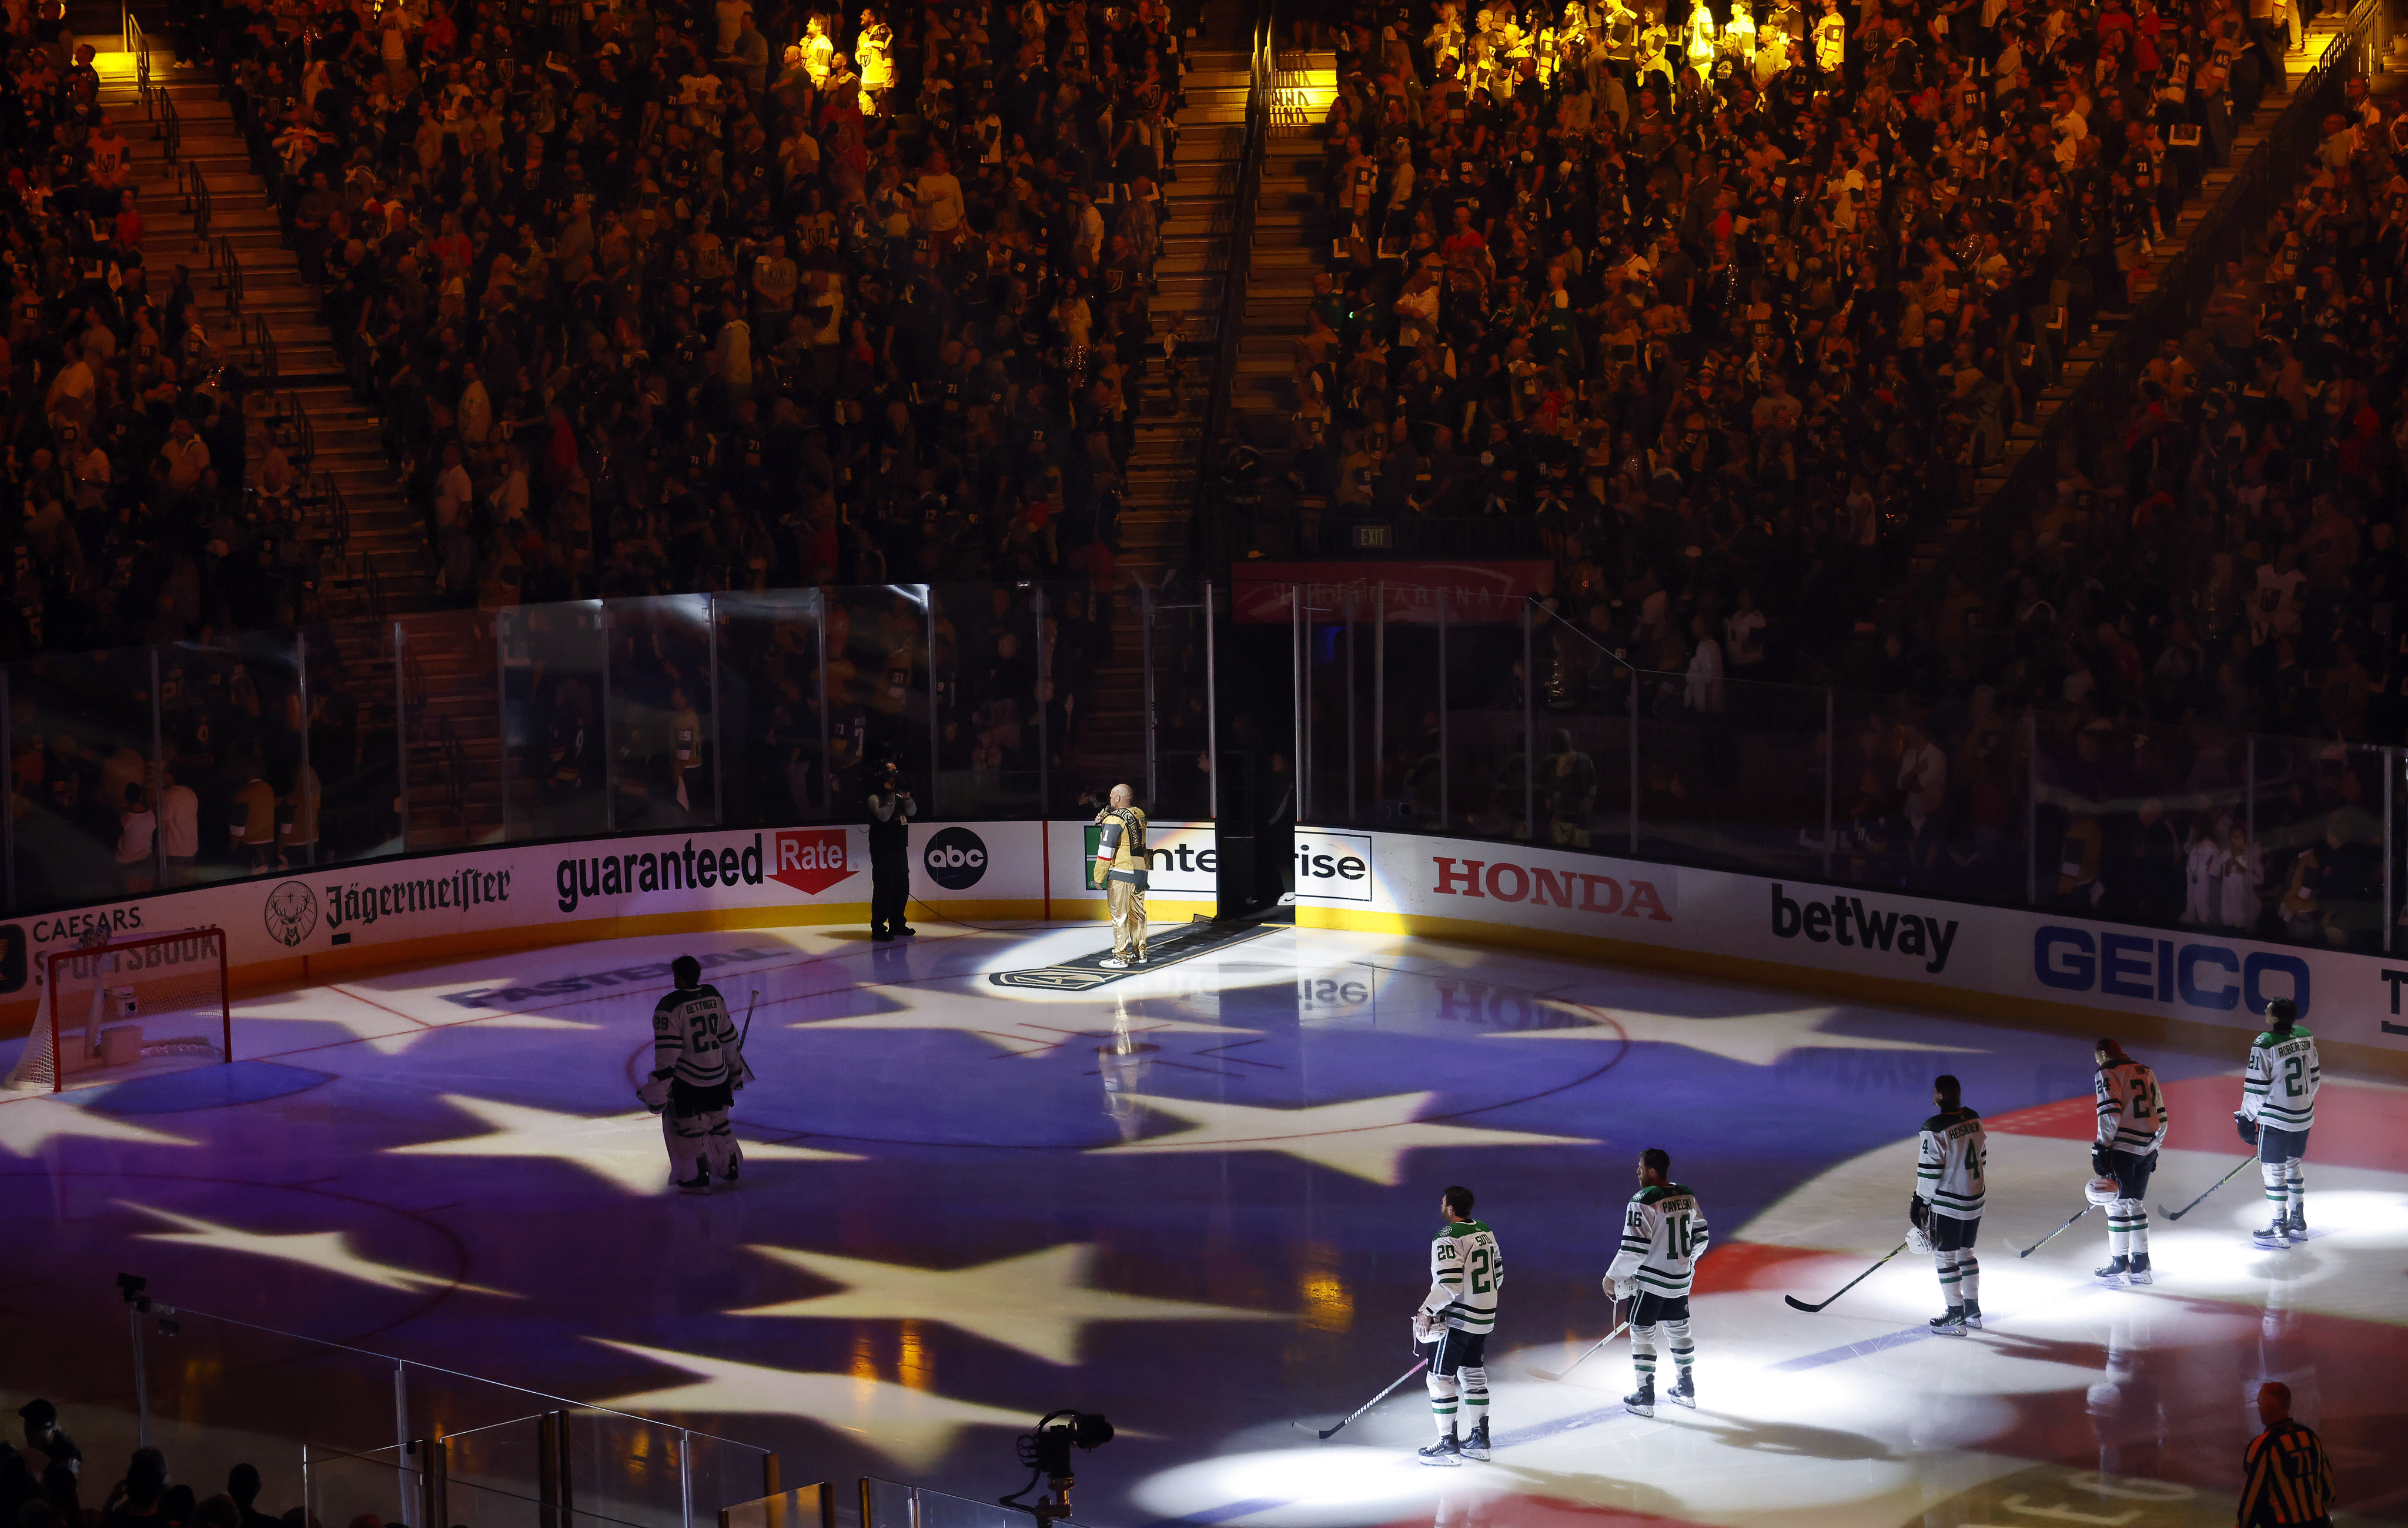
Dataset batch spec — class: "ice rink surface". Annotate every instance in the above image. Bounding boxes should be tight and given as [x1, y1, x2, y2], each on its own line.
[5, 917, 2404, 1528]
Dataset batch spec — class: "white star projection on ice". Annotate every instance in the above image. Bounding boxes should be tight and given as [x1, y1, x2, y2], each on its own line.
[1493, 997, 1980, 1067]
[233, 985, 597, 1056]
[386, 1095, 862, 1193]
[594, 1341, 1030, 1471]
[792, 994, 1259, 1058]
[123, 1203, 514, 1296]
[0, 1098, 195, 1155]
[1086, 1091, 1594, 1185]
[733, 1242, 1283, 1364]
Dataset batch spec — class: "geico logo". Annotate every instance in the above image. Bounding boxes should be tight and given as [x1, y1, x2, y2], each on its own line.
[2033, 925, 2310, 1017]
[927, 846, 986, 868]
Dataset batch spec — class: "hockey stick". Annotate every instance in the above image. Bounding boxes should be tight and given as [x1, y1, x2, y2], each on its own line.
[2160, 1153, 2258, 1221]
[1783, 1241, 1909, 1313]
[2011, 1202, 2097, 1258]
[1527, 1318, 1631, 1382]
[740, 990, 760, 1046]
[1295, 1359, 1429, 1440]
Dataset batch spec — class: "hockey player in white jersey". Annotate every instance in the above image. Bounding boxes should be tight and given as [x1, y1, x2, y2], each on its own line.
[1607, 1148, 1709, 1415]
[1413, 1185, 1501, 1465]
[1908, 1074, 1986, 1335]
[2092, 1038, 2168, 1285]
[2239, 997, 2320, 1248]
[640, 956, 755, 1194]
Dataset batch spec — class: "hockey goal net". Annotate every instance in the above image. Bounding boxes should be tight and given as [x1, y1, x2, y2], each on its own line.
[4, 928, 232, 1093]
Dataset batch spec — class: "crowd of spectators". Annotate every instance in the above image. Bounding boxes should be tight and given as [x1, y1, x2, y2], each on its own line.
[1, 1400, 296, 1528]
[195, 0, 1185, 612]
[1255, 0, 2408, 945]
[0, 10, 325, 661]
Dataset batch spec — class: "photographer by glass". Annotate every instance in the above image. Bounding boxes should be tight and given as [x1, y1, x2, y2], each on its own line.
[868, 760, 917, 941]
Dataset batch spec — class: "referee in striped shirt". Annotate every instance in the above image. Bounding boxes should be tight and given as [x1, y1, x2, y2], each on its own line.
[2238, 1382, 2335, 1527]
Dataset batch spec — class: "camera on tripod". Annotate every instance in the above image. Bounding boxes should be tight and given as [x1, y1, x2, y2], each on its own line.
[998, 1410, 1112, 1527]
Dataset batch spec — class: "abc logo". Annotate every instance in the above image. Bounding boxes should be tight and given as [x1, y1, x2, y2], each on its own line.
[923, 826, 989, 890]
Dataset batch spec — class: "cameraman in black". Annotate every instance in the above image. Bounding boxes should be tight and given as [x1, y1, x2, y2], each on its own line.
[867, 760, 917, 941]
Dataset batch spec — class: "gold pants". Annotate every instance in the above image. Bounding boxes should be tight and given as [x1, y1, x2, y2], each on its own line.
[1108, 877, 1147, 957]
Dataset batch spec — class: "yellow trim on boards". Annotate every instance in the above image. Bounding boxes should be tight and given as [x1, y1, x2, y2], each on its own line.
[1294, 904, 2408, 1082]
[0, 898, 1222, 1041]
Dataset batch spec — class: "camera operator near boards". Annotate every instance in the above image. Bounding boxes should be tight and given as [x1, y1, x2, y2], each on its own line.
[868, 760, 916, 941]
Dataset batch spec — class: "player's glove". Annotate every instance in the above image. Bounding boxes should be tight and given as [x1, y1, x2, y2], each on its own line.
[1607, 1276, 1635, 1302]
[637, 1068, 674, 1114]
[1410, 1309, 1436, 1346]
[1908, 1195, 1930, 1232]
[2091, 1145, 2112, 1176]
[2235, 1111, 2259, 1146]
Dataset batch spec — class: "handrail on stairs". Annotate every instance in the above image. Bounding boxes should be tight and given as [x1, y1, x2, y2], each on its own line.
[182, 161, 211, 245]
[1188, 0, 1272, 550]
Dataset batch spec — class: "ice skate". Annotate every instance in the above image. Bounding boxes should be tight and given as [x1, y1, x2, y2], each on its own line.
[1417, 1432, 1461, 1467]
[1666, 1373, 1696, 1409]
[2251, 1224, 2290, 1250]
[675, 1170, 712, 1196]
[1929, 1306, 1968, 1336]
[2285, 1209, 2307, 1243]
[1623, 1382, 1654, 1418]
[2094, 1255, 2130, 1284]
[2123, 1253, 2152, 1286]
[1460, 1419, 1490, 1460]
[1962, 1299, 1983, 1331]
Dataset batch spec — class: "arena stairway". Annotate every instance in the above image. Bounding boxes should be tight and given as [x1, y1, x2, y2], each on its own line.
[1923, 11, 2363, 581]
[97, 39, 434, 620]
[1231, 51, 1339, 436]
[1086, 0, 1259, 788]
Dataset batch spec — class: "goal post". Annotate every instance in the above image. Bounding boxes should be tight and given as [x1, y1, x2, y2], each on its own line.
[5, 928, 232, 1094]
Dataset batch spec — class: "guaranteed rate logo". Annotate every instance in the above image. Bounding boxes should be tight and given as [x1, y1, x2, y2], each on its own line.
[771, 829, 855, 896]
[557, 835, 770, 912]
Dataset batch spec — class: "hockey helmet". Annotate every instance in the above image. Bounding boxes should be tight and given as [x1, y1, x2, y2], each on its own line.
[2083, 1175, 2122, 1207]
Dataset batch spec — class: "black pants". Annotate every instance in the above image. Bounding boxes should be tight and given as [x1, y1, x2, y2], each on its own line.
[871, 851, 909, 933]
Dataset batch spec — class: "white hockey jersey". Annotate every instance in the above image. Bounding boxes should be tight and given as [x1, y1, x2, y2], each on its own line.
[651, 982, 752, 1090]
[2242, 1026, 2320, 1132]
[1606, 1183, 1710, 1298]
[1420, 1219, 1503, 1333]
[1914, 1106, 1987, 1220]
[2095, 1058, 2168, 1155]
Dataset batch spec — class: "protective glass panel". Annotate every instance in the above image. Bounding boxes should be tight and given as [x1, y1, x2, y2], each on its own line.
[397, 608, 509, 852]
[824, 586, 934, 811]
[713, 590, 830, 827]
[1437, 600, 1528, 846]
[1145, 586, 1215, 823]
[184, 631, 310, 873]
[936, 583, 1041, 818]
[1635, 675, 1827, 878]
[499, 601, 608, 841]
[303, 618, 406, 868]
[1531, 609, 1634, 855]
[6, 647, 160, 905]
[605, 596, 718, 830]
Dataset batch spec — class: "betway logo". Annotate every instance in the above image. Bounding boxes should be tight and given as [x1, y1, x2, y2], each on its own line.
[1433, 856, 1672, 920]
[1770, 884, 1960, 974]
